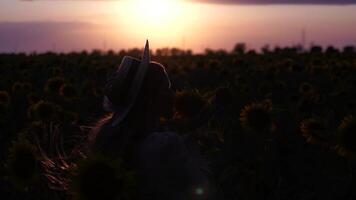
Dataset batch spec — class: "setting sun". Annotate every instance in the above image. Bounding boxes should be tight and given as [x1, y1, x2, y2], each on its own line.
[3, 0, 356, 199]
[126, 0, 183, 26]
[115, 0, 189, 47]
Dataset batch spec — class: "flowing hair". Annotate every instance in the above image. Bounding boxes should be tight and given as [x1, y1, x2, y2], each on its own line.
[37, 61, 172, 193]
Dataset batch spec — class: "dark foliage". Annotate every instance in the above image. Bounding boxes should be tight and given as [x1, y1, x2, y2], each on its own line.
[1, 46, 356, 199]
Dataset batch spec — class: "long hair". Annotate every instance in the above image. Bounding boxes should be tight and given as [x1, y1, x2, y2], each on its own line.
[38, 61, 172, 192]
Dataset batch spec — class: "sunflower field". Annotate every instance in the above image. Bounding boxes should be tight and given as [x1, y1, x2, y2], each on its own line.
[1, 45, 356, 199]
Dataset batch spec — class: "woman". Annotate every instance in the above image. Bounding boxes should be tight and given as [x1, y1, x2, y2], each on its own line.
[90, 41, 211, 200]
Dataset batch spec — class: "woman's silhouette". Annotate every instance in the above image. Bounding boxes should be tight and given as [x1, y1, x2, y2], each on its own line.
[90, 41, 210, 200]
[90, 41, 173, 158]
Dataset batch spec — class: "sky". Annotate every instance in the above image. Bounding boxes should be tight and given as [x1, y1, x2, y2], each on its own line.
[1, 0, 356, 53]
[194, 0, 356, 4]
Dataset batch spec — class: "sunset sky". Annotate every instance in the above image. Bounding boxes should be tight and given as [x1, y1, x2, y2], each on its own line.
[1, 0, 356, 53]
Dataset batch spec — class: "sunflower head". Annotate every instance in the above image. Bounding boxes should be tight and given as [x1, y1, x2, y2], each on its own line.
[308, 59, 328, 74]
[208, 60, 220, 71]
[300, 118, 330, 145]
[93, 87, 105, 98]
[0, 102, 8, 117]
[174, 90, 207, 119]
[22, 82, 33, 93]
[258, 83, 272, 96]
[27, 121, 46, 138]
[5, 138, 39, 190]
[336, 116, 356, 159]
[0, 90, 10, 105]
[69, 155, 136, 200]
[28, 101, 57, 121]
[240, 100, 274, 134]
[27, 92, 40, 105]
[50, 67, 62, 77]
[59, 84, 77, 99]
[282, 58, 296, 71]
[12, 82, 23, 94]
[299, 82, 314, 97]
[214, 87, 232, 107]
[44, 77, 65, 95]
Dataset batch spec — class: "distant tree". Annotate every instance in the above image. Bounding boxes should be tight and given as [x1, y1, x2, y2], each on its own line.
[155, 49, 163, 57]
[326, 46, 339, 55]
[261, 45, 270, 55]
[126, 48, 141, 58]
[90, 49, 102, 58]
[170, 48, 182, 57]
[232, 43, 246, 55]
[185, 49, 193, 56]
[310, 45, 323, 54]
[155, 48, 170, 57]
[343, 46, 355, 54]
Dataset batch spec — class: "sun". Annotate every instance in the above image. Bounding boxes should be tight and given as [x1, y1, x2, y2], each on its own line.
[125, 0, 183, 27]
[113, 0, 190, 48]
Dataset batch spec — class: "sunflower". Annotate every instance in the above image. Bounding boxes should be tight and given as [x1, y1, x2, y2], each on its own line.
[22, 82, 33, 93]
[257, 82, 272, 97]
[282, 58, 295, 71]
[214, 87, 232, 107]
[44, 77, 65, 95]
[0, 90, 10, 105]
[50, 67, 62, 77]
[26, 121, 46, 140]
[300, 118, 330, 146]
[12, 82, 23, 94]
[336, 116, 356, 159]
[299, 82, 314, 97]
[0, 102, 7, 115]
[27, 92, 40, 105]
[174, 90, 207, 119]
[59, 84, 77, 99]
[28, 101, 57, 121]
[5, 138, 39, 190]
[240, 100, 274, 133]
[93, 87, 105, 98]
[69, 155, 136, 200]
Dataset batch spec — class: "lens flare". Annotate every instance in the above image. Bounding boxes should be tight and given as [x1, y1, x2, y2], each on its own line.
[195, 186, 205, 196]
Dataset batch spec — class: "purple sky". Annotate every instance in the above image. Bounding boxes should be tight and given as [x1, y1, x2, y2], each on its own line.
[1, 0, 356, 53]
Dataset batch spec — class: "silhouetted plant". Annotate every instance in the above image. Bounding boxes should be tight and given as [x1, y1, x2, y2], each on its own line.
[300, 118, 330, 146]
[44, 77, 65, 95]
[59, 84, 77, 99]
[174, 90, 207, 119]
[22, 82, 33, 93]
[299, 82, 314, 97]
[240, 100, 274, 134]
[27, 92, 40, 105]
[4, 138, 39, 191]
[0, 102, 9, 121]
[50, 67, 63, 77]
[0, 90, 10, 105]
[336, 116, 356, 159]
[69, 155, 136, 200]
[0, 46, 356, 199]
[12, 82, 23, 94]
[28, 101, 57, 121]
[0, 93, 10, 124]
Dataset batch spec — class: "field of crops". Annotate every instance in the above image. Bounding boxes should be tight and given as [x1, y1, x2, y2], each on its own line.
[1, 46, 356, 199]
